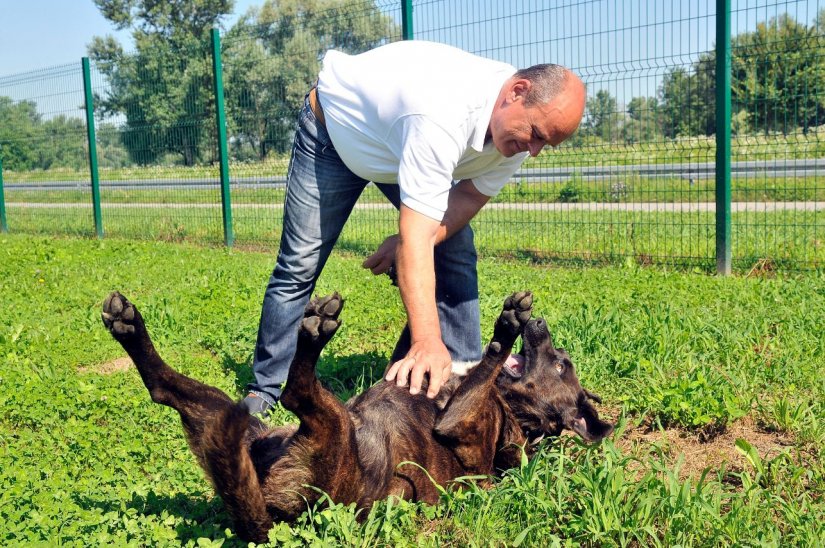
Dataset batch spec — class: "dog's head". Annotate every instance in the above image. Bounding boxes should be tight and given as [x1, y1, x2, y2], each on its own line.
[496, 317, 614, 444]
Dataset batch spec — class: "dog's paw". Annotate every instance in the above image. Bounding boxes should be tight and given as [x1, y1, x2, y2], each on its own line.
[496, 291, 533, 339]
[300, 293, 343, 345]
[102, 291, 142, 341]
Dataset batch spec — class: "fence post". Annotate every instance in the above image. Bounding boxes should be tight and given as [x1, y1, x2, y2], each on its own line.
[401, 0, 413, 40]
[715, 0, 732, 274]
[210, 28, 234, 247]
[82, 57, 104, 239]
[0, 148, 7, 233]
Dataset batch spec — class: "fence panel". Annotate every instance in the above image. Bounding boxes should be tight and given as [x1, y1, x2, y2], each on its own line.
[729, 0, 825, 270]
[89, 40, 225, 244]
[1, 0, 823, 270]
[0, 64, 95, 237]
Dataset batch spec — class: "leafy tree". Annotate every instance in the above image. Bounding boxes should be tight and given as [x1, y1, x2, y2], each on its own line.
[658, 56, 717, 139]
[223, 0, 399, 157]
[0, 97, 39, 170]
[584, 89, 620, 142]
[621, 96, 659, 144]
[731, 13, 825, 133]
[88, 0, 235, 165]
[37, 115, 88, 170]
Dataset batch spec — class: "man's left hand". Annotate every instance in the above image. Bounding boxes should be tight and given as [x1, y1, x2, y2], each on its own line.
[362, 234, 399, 275]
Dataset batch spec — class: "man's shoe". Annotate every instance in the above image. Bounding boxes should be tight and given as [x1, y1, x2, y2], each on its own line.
[243, 393, 274, 418]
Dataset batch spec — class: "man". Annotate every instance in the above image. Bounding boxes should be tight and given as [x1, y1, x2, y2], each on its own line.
[245, 40, 586, 416]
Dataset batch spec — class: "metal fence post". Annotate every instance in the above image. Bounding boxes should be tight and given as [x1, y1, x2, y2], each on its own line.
[210, 28, 234, 247]
[82, 57, 104, 239]
[401, 0, 413, 40]
[0, 148, 7, 233]
[715, 0, 732, 274]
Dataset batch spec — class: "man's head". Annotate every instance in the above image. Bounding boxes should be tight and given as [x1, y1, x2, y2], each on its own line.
[488, 64, 586, 157]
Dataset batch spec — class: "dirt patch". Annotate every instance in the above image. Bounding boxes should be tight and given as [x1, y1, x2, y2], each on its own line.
[615, 414, 797, 481]
[78, 356, 133, 375]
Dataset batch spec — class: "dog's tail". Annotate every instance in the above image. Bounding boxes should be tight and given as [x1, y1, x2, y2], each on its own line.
[202, 402, 271, 544]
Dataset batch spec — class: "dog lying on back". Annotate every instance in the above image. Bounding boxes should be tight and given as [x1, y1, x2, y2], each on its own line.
[101, 291, 613, 543]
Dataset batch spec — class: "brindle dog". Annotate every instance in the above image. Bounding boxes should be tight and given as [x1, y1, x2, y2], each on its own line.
[101, 291, 612, 543]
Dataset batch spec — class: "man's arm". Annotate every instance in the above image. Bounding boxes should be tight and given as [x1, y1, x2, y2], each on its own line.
[382, 179, 490, 398]
[362, 180, 490, 273]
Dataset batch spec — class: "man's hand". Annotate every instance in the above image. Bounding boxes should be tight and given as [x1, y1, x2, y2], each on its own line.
[385, 336, 452, 398]
[362, 234, 399, 275]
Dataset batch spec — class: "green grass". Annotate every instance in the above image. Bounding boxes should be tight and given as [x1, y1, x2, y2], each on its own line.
[4, 203, 824, 270]
[0, 234, 823, 545]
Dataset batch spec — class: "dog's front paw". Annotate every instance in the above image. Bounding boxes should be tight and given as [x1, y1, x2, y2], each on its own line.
[300, 293, 343, 346]
[102, 291, 142, 341]
[495, 291, 533, 342]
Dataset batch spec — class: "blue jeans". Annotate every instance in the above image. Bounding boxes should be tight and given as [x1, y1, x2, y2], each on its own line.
[248, 96, 482, 405]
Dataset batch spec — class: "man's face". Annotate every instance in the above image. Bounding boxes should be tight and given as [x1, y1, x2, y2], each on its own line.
[488, 78, 585, 158]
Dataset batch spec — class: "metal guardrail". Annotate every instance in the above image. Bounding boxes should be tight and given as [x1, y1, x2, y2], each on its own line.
[4, 159, 824, 191]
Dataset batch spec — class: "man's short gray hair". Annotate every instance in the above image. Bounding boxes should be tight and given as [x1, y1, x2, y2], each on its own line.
[514, 64, 572, 107]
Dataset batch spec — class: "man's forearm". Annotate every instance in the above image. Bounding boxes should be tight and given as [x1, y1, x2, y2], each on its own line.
[396, 206, 441, 343]
[437, 179, 490, 244]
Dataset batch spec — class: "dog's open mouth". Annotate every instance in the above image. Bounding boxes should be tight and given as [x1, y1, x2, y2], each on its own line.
[502, 352, 525, 377]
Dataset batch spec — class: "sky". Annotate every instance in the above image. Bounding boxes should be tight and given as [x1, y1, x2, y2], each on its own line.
[0, 0, 260, 77]
[1, 1, 817, 101]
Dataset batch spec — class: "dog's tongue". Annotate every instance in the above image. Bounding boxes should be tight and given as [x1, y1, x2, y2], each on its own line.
[504, 353, 525, 375]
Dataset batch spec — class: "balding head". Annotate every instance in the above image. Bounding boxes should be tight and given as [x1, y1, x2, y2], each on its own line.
[488, 65, 586, 157]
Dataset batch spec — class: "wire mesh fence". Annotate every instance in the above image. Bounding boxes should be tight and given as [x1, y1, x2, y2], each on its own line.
[0, 0, 823, 270]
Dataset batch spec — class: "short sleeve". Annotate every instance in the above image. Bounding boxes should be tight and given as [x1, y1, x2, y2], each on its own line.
[392, 116, 464, 221]
[470, 153, 527, 197]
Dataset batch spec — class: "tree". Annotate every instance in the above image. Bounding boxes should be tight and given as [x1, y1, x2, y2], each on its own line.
[222, 0, 399, 158]
[0, 97, 39, 170]
[621, 96, 659, 144]
[731, 13, 825, 133]
[88, 0, 235, 165]
[584, 89, 620, 142]
[37, 115, 87, 170]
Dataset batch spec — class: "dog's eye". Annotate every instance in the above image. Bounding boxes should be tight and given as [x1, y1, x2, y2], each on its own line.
[554, 362, 564, 374]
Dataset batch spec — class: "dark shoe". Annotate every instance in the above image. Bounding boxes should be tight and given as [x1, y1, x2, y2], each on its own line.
[243, 393, 274, 418]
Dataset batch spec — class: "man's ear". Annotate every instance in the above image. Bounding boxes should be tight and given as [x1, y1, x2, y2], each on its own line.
[507, 78, 532, 103]
[511, 79, 532, 102]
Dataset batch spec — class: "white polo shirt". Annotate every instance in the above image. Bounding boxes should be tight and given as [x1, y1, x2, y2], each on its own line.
[317, 40, 528, 221]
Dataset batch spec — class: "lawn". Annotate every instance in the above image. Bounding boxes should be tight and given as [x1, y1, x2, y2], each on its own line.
[4, 203, 824, 270]
[0, 234, 822, 545]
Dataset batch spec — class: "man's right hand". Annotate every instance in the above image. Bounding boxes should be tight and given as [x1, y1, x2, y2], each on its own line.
[385, 336, 452, 398]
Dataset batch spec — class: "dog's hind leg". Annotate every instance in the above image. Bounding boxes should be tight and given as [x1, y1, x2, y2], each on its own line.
[434, 292, 533, 473]
[101, 292, 267, 464]
[260, 293, 364, 515]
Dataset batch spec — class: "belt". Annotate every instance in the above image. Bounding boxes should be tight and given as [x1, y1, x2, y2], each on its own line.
[308, 87, 326, 127]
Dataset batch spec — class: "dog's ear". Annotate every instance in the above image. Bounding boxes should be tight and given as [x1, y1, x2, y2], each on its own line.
[564, 404, 614, 443]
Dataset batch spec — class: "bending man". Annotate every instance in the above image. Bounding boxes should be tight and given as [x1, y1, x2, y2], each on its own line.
[246, 40, 586, 415]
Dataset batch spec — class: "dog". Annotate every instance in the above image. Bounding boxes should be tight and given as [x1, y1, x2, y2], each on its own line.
[101, 291, 613, 543]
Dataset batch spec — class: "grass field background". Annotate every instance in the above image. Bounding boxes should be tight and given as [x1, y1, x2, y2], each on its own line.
[0, 233, 822, 545]
[5, 203, 824, 270]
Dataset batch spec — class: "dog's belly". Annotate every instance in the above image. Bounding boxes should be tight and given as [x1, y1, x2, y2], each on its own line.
[346, 382, 464, 504]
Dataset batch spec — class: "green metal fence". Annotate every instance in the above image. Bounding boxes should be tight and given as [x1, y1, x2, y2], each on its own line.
[1, 0, 823, 271]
